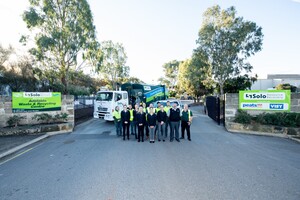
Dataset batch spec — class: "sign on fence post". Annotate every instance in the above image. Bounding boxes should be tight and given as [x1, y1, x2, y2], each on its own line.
[239, 90, 291, 111]
[12, 92, 61, 113]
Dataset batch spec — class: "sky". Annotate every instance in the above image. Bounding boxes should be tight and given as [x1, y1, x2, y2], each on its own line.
[0, 0, 299, 84]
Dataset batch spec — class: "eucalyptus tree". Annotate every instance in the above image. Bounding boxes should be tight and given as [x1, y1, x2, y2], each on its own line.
[162, 60, 181, 90]
[178, 51, 213, 99]
[0, 56, 38, 92]
[21, 0, 102, 93]
[120, 76, 145, 84]
[0, 44, 14, 67]
[195, 5, 263, 95]
[157, 77, 171, 87]
[99, 40, 129, 90]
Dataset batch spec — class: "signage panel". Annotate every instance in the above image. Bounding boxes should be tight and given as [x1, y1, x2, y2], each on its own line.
[239, 90, 290, 111]
[12, 92, 61, 112]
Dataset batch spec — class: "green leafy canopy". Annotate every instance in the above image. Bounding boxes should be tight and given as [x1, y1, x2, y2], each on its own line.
[22, 0, 102, 93]
[195, 5, 263, 95]
[99, 40, 129, 90]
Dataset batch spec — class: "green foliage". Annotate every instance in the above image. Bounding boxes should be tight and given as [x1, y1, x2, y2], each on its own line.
[54, 113, 69, 122]
[33, 67, 99, 95]
[169, 90, 177, 98]
[119, 76, 145, 84]
[22, 0, 102, 94]
[195, 5, 263, 95]
[0, 56, 39, 92]
[234, 111, 300, 127]
[234, 109, 252, 124]
[256, 112, 300, 127]
[32, 113, 69, 124]
[177, 52, 214, 98]
[7, 115, 27, 127]
[99, 40, 129, 90]
[221, 74, 257, 93]
[67, 84, 90, 96]
[32, 113, 53, 124]
[275, 83, 297, 92]
[161, 60, 181, 89]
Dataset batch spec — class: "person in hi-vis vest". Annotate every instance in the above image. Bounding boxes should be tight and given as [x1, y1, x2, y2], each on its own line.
[128, 104, 137, 138]
[180, 104, 193, 141]
[112, 106, 122, 136]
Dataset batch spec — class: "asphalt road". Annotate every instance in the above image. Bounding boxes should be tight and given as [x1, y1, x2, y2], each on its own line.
[0, 106, 299, 200]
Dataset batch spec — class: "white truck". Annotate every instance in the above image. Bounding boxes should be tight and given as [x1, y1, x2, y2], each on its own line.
[93, 90, 129, 121]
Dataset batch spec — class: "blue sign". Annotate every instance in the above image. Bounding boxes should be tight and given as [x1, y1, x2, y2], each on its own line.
[269, 104, 284, 110]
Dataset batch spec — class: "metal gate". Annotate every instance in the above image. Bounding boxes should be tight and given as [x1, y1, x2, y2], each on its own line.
[205, 96, 225, 126]
[74, 96, 94, 125]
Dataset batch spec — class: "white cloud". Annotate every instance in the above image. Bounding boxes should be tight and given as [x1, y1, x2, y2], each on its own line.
[292, 0, 300, 3]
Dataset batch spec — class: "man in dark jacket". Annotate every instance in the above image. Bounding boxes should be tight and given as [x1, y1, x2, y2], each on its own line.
[157, 105, 167, 142]
[168, 102, 181, 142]
[136, 106, 146, 142]
[121, 105, 130, 140]
[181, 104, 193, 141]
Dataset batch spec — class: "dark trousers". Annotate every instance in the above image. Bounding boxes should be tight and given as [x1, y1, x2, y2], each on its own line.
[138, 125, 144, 141]
[170, 121, 180, 140]
[165, 118, 171, 135]
[145, 122, 149, 137]
[181, 121, 191, 139]
[133, 121, 138, 138]
[123, 123, 130, 139]
[114, 120, 122, 136]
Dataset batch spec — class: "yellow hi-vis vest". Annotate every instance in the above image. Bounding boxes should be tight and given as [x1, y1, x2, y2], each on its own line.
[129, 109, 134, 121]
[155, 107, 160, 113]
[113, 110, 121, 120]
[143, 108, 147, 120]
[182, 109, 192, 122]
[164, 106, 171, 112]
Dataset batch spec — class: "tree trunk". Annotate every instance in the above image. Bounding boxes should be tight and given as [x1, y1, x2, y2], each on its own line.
[61, 75, 68, 94]
[60, 67, 68, 94]
[219, 83, 224, 96]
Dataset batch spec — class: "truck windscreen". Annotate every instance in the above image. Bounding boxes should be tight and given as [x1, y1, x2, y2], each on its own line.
[96, 92, 113, 101]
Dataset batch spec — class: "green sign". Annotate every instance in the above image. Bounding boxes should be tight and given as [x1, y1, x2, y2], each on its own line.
[12, 92, 61, 113]
[239, 90, 291, 111]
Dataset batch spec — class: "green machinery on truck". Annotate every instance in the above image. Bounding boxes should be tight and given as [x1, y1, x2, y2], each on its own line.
[121, 83, 168, 106]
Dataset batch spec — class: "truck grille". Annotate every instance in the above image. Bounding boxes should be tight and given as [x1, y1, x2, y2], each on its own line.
[98, 107, 108, 112]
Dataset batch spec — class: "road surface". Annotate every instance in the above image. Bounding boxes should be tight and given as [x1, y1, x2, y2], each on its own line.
[0, 106, 299, 200]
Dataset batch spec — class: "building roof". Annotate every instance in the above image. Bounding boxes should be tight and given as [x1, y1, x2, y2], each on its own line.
[267, 74, 300, 80]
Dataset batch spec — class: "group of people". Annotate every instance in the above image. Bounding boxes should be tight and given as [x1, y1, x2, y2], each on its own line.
[112, 101, 193, 143]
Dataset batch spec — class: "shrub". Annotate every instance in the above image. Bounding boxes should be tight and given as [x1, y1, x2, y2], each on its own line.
[7, 115, 27, 127]
[275, 83, 297, 92]
[32, 113, 69, 124]
[251, 112, 300, 128]
[32, 113, 53, 124]
[54, 113, 68, 122]
[257, 113, 284, 126]
[234, 109, 252, 124]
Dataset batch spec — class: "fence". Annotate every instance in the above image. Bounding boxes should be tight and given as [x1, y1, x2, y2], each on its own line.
[205, 96, 225, 126]
[74, 96, 94, 124]
[74, 96, 94, 109]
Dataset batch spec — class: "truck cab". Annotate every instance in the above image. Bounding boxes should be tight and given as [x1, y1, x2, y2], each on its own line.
[93, 91, 129, 121]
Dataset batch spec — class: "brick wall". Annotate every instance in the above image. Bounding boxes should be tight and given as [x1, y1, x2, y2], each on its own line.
[0, 95, 74, 128]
